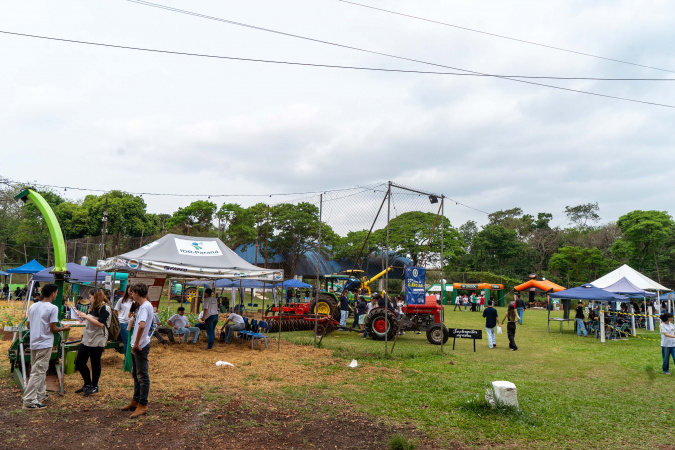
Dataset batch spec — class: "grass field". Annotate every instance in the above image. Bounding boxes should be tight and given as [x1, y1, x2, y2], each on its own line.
[1, 300, 672, 449]
[282, 306, 672, 449]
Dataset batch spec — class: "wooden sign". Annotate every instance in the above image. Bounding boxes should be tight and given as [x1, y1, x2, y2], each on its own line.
[449, 328, 482, 352]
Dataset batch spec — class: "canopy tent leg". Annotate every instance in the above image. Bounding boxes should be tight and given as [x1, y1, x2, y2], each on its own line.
[629, 303, 636, 336]
[600, 309, 605, 343]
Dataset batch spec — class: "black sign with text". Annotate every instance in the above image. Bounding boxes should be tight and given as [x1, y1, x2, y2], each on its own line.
[449, 328, 482, 340]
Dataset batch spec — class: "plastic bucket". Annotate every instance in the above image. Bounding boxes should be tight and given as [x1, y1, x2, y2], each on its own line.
[65, 351, 76, 375]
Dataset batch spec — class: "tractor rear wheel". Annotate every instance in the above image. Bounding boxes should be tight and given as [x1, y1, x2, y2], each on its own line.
[365, 308, 398, 341]
[426, 324, 449, 345]
[184, 287, 198, 304]
[309, 293, 340, 322]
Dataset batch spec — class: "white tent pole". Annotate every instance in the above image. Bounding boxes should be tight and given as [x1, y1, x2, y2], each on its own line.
[629, 302, 636, 337]
[647, 305, 654, 331]
[600, 307, 605, 343]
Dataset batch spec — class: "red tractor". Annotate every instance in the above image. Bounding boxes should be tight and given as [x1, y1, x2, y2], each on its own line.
[364, 296, 449, 345]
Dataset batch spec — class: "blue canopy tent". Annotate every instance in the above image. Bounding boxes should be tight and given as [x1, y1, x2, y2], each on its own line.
[549, 285, 628, 337]
[186, 278, 278, 313]
[600, 277, 656, 298]
[32, 263, 107, 283]
[6, 259, 47, 302]
[275, 279, 312, 289]
[0, 270, 8, 276]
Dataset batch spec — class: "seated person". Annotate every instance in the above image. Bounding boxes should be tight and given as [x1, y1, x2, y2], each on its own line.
[168, 307, 200, 344]
[375, 293, 395, 311]
[195, 310, 206, 331]
[220, 313, 246, 344]
[152, 313, 175, 345]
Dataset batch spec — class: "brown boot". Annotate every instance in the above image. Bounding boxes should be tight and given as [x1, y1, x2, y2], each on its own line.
[129, 404, 148, 418]
[121, 400, 138, 411]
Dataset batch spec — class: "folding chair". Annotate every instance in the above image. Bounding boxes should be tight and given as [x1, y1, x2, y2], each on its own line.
[236, 317, 250, 341]
[250, 320, 269, 350]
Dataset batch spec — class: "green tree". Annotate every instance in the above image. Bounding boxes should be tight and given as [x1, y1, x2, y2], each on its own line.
[473, 225, 521, 272]
[614, 210, 675, 282]
[565, 203, 600, 229]
[549, 246, 614, 283]
[382, 212, 463, 267]
[167, 200, 217, 235]
[269, 202, 337, 277]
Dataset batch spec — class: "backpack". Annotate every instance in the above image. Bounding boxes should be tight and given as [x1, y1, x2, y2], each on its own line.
[106, 305, 121, 341]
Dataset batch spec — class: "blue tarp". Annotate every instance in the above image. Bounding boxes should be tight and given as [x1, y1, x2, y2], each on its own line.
[275, 279, 312, 289]
[549, 284, 629, 302]
[0, 270, 8, 276]
[7, 259, 46, 274]
[601, 277, 656, 298]
[187, 279, 276, 289]
[32, 263, 108, 283]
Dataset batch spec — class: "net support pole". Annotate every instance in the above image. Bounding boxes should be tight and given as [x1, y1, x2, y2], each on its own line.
[314, 194, 322, 346]
[278, 280, 283, 352]
[384, 182, 391, 357]
[440, 197, 445, 354]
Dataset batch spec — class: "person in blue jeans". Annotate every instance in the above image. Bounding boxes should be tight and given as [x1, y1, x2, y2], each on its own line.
[199, 289, 219, 349]
[515, 293, 525, 325]
[482, 300, 499, 349]
[659, 312, 675, 375]
[575, 301, 588, 337]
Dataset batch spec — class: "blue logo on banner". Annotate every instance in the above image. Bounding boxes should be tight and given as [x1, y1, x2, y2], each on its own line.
[405, 266, 426, 305]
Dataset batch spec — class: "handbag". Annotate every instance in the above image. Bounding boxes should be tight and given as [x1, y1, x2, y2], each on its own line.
[497, 325, 503, 334]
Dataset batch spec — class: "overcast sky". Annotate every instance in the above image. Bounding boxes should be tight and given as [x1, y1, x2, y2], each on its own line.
[1, 0, 674, 232]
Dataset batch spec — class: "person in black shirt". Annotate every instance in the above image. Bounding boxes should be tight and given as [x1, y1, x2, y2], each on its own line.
[515, 293, 525, 325]
[356, 296, 368, 331]
[339, 292, 352, 328]
[377, 293, 395, 311]
[575, 301, 588, 337]
[483, 300, 499, 349]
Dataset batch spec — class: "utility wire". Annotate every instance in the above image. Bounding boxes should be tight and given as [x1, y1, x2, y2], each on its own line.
[125, 0, 675, 109]
[1, 30, 671, 82]
[335, 0, 675, 75]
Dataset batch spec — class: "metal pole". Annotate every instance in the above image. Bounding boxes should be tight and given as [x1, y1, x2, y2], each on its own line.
[440, 197, 445, 354]
[384, 182, 391, 356]
[600, 308, 605, 343]
[278, 280, 283, 352]
[314, 194, 322, 346]
[630, 302, 636, 336]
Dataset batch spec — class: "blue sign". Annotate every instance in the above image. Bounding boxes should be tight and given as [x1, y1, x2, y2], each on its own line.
[404, 266, 426, 305]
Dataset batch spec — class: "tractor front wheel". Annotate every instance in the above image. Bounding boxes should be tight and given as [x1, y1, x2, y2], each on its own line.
[426, 324, 449, 345]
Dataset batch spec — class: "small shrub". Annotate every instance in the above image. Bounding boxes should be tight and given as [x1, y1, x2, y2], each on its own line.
[389, 434, 415, 450]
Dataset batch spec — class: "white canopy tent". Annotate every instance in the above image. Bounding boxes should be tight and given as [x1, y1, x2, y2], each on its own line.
[591, 264, 669, 291]
[590, 264, 671, 328]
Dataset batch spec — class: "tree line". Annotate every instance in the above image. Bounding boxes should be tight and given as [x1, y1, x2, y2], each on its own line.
[0, 184, 673, 286]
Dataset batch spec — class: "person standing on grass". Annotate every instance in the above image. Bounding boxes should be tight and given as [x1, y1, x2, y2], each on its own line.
[501, 303, 521, 351]
[659, 312, 675, 375]
[483, 300, 498, 349]
[75, 289, 111, 397]
[121, 283, 153, 418]
[575, 301, 588, 337]
[339, 291, 352, 328]
[199, 288, 219, 350]
[515, 293, 525, 325]
[350, 296, 361, 329]
[357, 296, 368, 332]
[22, 284, 70, 410]
[114, 287, 133, 356]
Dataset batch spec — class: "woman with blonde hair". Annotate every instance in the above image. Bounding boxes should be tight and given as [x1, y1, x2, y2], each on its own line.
[75, 289, 111, 396]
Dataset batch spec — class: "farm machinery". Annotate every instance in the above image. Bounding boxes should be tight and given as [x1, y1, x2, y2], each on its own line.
[265, 270, 449, 345]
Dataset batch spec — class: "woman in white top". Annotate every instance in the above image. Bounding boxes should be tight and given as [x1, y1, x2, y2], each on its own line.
[659, 312, 675, 375]
[114, 287, 133, 357]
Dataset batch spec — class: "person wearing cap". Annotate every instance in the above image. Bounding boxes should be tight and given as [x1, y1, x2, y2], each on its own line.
[659, 312, 675, 375]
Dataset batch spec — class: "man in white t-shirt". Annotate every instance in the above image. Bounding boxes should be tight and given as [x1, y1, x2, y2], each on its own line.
[220, 312, 245, 344]
[22, 284, 71, 410]
[121, 283, 153, 418]
[168, 307, 200, 344]
[199, 289, 219, 350]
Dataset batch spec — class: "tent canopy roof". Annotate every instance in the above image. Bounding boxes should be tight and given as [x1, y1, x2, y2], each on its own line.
[98, 234, 282, 281]
[275, 279, 312, 289]
[187, 278, 276, 288]
[32, 263, 107, 283]
[514, 279, 565, 293]
[591, 264, 668, 291]
[0, 270, 8, 276]
[549, 284, 629, 302]
[7, 259, 46, 274]
[600, 277, 657, 297]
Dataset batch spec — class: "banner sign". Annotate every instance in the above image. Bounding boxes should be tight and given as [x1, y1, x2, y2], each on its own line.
[174, 238, 223, 257]
[404, 266, 426, 305]
[449, 328, 483, 339]
[127, 272, 167, 312]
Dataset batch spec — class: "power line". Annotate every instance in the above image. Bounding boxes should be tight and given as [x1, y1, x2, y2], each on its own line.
[335, 0, 675, 75]
[1, 30, 671, 82]
[125, 0, 675, 109]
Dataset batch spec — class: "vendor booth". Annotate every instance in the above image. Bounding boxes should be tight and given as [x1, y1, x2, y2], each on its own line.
[451, 283, 504, 306]
[514, 278, 564, 307]
[427, 283, 452, 304]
